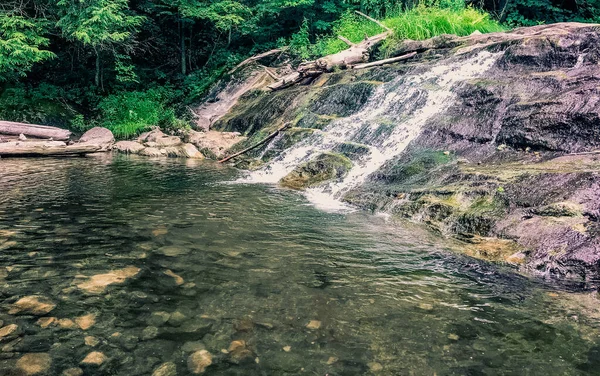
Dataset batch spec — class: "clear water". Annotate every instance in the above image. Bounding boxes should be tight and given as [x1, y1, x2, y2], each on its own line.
[1, 155, 599, 375]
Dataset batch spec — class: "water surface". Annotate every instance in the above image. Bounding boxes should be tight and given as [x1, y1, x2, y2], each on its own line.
[0, 155, 599, 375]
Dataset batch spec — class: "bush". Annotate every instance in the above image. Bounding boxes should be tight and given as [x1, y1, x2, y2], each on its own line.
[0, 84, 77, 127]
[98, 88, 188, 139]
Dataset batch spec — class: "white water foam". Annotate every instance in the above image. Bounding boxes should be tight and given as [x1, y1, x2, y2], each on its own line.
[244, 51, 501, 211]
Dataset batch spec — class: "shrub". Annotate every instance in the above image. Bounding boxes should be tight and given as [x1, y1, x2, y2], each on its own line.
[98, 88, 188, 138]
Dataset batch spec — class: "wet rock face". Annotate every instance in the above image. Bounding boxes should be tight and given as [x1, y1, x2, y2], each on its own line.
[204, 23, 600, 286]
[280, 153, 352, 190]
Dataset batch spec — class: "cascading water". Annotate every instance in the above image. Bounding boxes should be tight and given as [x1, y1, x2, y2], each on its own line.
[246, 51, 502, 210]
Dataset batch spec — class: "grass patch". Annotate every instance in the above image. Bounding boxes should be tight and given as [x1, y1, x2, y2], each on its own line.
[296, 3, 505, 60]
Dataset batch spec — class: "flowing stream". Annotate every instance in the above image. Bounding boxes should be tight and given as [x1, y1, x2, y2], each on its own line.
[247, 51, 500, 209]
[1, 155, 600, 375]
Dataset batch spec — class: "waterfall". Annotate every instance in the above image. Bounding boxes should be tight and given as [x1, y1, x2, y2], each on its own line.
[245, 51, 501, 210]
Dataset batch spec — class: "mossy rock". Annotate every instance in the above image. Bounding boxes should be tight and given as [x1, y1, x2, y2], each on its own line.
[279, 153, 352, 190]
[295, 113, 336, 130]
[333, 142, 371, 161]
[531, 201, 583, 217]
[262, 128, 315, 161]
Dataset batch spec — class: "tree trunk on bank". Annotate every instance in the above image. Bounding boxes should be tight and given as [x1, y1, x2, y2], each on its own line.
[0, 141, 101, 157]
[181, 20, 187, 75]
[267, 11, 396, 91]
[95, 51, 101, 87]
[0, 121, 72, 141]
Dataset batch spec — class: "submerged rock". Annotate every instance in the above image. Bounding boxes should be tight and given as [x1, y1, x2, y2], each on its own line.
[187, 350, 212, 374]
[75, 313, 96, 330]
[81, 351, 107, 366]
[0, 324, 18, 338]
[152, 362, 177, 376]
[9, 295, 56, 315]
[76, 266, 140, 294]
[16, 353, 51, 375]
[280, 153, 352, 190]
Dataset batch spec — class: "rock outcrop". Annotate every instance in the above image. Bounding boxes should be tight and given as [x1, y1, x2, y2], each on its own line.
[201, 22, 600, 287]
[114, 129, 205, 159]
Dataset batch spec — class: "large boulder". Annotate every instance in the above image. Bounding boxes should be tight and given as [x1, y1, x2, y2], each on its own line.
[79, 127, 115, 151]
[114, 141, 145, 154]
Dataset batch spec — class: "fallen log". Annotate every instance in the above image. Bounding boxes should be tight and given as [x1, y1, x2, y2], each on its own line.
[219, 123, 290, 163]
[229, 48, 284, 74]
[352, 52, 417, 69]
[268, 11, 392, 91]
[0, 141, 101, 157]
[0, 121, 72, 141]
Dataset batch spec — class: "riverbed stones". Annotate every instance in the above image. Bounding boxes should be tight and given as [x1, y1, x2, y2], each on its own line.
[187, 350, 212, 374]
[76, 266, 140, 294]
[16, 353, 51, 375]
[75, 313, 96, 330]
[84, 336, 99, 347]
[158, 246, 190, 257]
[62, 367, 83, 376]
[167, 311, 187, 326]
[152, 362, 177, 376]
[182, 341, 206, 352]
[368, 362, 383, 372]
[9, 295, 56, 315]
[141, 326, 159, 340]
[306, 320, 321, 330]
[148, 311, 171, 327]
[164, 269, 184, 285]
[0, 324, 18, 338]
[81, 351, 107, 365]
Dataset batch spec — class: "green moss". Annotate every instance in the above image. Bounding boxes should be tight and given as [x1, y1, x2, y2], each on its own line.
[334, 142, 371, 161]
[280, 152, 352, 190]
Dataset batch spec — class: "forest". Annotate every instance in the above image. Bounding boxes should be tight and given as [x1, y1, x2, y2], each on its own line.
[1, 0, 599, 138]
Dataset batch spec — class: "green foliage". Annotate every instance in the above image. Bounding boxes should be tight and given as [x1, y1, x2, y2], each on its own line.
[0, 84, 76, 126]
[501, 0, 600, 26]
[0, 13, 55, 81]
[288, 19, 312, 60]
[312, 11, 386, 56]
[384, 4, 505, 42]
[97, 88, 190, 138]
[57, 0, 144, 48]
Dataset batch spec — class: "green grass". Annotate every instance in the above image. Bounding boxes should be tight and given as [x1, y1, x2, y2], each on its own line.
[305, 5, 505, 59]
[384, 6, 505, 42]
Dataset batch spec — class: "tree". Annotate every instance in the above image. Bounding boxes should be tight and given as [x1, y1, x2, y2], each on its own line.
[0, 12, 55, 81]
[56, 0, 144, 87]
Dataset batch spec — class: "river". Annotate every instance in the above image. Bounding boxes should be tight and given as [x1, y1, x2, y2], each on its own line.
[0, 154, 599, 375]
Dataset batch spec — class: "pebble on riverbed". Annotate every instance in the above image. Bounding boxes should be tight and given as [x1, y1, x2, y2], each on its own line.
[187, 350, 212, 374]
[76, 266, 140, 294]
[81, 351, 107, 366]
[9, 295, 56, 315]
[16, 353, 52, 375]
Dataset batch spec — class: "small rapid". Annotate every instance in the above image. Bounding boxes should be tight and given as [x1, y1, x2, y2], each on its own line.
[246, 51, 501, 208]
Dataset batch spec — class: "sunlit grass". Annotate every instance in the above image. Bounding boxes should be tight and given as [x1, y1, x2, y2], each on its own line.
[309, 5, 505, 58]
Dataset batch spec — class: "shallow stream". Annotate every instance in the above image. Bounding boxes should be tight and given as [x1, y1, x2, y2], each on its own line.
[1, 155, 599, 375]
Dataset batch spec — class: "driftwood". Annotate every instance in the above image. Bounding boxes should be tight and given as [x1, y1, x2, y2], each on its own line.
[0, 141, 101, 157]
[267, 11, 394, 91]
[0, 121, 72, 141]
[218, 123, 290, 163]
[353, 52, 417, 69]
[229, 48, 284, 74]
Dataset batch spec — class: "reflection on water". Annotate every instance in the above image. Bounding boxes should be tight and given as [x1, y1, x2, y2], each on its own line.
[0, 154, 599, 375]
